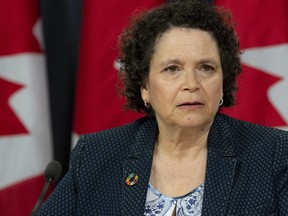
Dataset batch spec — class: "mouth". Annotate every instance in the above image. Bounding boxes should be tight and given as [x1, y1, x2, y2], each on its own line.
[176, 101, 204, 107]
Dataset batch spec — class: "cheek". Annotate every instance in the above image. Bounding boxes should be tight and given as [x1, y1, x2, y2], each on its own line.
[148, 84, 162, 102]
[215, 83, 223, 96]
[208, 79, 223, 99]
[149, 82, 175, 103]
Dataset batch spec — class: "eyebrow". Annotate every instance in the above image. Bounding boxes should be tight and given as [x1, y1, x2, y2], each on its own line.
[159, 59, 183, 68]
[159, 57, 220, 68]
[198, 58, 220, 66]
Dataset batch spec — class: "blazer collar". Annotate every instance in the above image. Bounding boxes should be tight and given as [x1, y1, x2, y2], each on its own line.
[202, 113, 237, 215]
[122, 117, 158, 215]
[208, 113, 236, 157]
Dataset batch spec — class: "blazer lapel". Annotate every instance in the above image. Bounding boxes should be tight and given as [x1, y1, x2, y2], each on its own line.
[202, 114, 237, 216]
[121, 118, 157, 215]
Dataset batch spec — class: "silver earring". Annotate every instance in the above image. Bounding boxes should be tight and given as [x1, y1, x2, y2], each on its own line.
[144, 100, 150, 108]
[219, 98, 224, 106]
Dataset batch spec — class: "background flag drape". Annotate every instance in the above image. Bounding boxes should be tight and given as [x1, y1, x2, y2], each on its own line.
[1, 0, 287, 214]
[72, 0, 164, 141]
[0, 0, 52, 215]
[215, 0, 288, 130]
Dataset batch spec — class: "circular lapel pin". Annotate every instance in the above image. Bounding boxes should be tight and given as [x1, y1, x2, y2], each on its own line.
[125, 173, 139, 186]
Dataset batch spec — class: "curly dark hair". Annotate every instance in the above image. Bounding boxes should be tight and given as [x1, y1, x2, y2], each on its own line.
[117, 0, 242, 114]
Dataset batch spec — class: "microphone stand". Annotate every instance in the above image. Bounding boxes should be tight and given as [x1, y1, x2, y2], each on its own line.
[30, 160, 62, 215]
[30, 176, 53, 216]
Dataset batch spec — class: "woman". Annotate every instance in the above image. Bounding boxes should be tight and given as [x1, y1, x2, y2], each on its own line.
[37, 1, 288, 215]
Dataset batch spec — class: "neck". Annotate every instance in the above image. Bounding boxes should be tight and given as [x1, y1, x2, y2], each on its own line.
[156, 130, 208, 161]
[156, 122, 211, 158]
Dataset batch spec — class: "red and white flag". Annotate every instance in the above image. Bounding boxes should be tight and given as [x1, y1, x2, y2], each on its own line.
[216, 0, 288, 130]
[72, 0, 164, 141]
[0, 0, 52, 215]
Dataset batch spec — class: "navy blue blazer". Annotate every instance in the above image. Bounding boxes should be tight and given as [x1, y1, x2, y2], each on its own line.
[37, 114, 288, 215]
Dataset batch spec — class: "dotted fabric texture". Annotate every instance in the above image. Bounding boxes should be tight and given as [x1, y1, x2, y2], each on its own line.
[37, 114, 288, 215]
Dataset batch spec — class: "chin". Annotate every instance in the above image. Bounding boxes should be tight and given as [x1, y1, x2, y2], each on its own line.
[181, 116, 213, 128]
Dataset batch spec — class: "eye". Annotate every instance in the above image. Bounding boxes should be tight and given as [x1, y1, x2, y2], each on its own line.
[164, 65, 180, 73]
[200, 64, 215, 72]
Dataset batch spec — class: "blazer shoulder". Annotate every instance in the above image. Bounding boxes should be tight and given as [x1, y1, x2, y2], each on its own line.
[218, 113, 288, 139]
[82, 115, 155, 142]
[71, 116, 156, 159]
[214, 113, 288, 157]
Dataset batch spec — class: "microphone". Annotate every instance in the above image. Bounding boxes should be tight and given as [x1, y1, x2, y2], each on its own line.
[30, 160, 62, 216]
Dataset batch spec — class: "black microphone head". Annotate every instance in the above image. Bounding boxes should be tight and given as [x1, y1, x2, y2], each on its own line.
[44, 160, 62, 182]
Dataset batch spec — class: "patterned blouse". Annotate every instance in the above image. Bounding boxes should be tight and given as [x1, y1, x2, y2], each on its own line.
[144, 183, 204, 216]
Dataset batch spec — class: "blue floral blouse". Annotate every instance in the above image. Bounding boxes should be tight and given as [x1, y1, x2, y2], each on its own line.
[144, 183, 204, 216]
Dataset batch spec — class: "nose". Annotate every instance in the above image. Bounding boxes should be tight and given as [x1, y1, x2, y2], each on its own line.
[181, 70, 200, 92]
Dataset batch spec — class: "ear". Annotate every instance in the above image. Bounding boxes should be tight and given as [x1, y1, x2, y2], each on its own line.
[140, 82, 149, 102]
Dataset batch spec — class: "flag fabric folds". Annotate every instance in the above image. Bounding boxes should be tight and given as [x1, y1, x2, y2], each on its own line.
[72, 0, 164, 141]
[0, 0, 52, 215]
[215, 0, 288, 130]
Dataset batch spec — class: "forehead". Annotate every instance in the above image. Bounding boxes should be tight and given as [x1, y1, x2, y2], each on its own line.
[156, 27, 217, 47]
[152, 27, 220, 62]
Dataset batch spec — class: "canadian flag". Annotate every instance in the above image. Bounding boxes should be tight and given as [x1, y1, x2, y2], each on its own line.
[215, 0, 288, 130]
[0, 1, 52, 216]
[72, 0, 164, 142]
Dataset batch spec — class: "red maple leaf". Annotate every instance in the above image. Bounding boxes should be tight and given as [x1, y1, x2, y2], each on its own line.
[0, 78, 29, 135]
[222, 65, 286, 127]
[216, 0, 288, 127]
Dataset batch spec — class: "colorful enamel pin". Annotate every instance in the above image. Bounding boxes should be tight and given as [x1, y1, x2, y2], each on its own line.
[125, 173, 139, 186]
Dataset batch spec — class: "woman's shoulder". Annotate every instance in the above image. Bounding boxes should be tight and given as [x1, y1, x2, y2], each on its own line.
[70, 116, 157, 168]
[82, 115, 156, 140]
[214, 113, 288, 169]
[215, 113, 288, 154]
[217, 113, 288, 137]
[72, 116, 157, 154]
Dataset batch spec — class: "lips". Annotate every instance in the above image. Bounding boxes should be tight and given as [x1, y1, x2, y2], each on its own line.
[176, 101, 204, 107]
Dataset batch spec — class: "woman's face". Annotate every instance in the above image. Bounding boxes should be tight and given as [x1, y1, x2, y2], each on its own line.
[141, 27, 223, 130]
